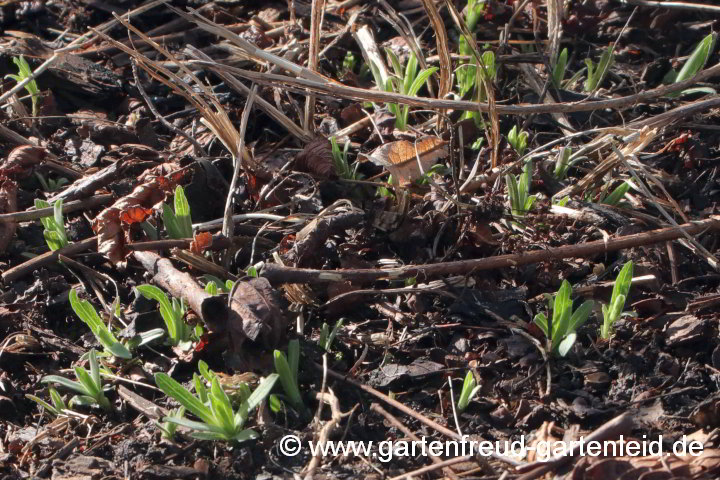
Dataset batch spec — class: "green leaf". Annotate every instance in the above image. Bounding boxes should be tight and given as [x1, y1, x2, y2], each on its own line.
[569, 300, 595, 332]
[274, 350, 304, 413]
[557, 332, 577, 357]
[136, 285, 178, 341]
[74, 367, 100, 398]
[403, 53, 418, 95]
[610, 261, 634, 307]
[162, 203, 182, 239]
[602, 181, 631, 206]
[246, 374, 279, 413]
[407, 67, 438, 98]
[209, 378, 235, 433]
[154, 373, 216, 426]
[26, 395, 60, 415]
[675, 33, 716, 85]
[88, 349, 102, 390]
[42, 375, 88, 396]
[552, 280, 573, 343]
[173, 186, 193, 238]
[552, 48, 568, 87]
[288, 339, 299, 382]
[533, 312, 549, 337]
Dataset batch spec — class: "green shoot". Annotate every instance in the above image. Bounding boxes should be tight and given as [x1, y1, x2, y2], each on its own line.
[600, 261, 634, 339]
[154, 371, 278, 442]
[135, 285, 192, 348]
[553, 147, 572, 180]
[584, 46, 614, 92]
[666, 33, 717, 97]
[533, 281, 594, 357]
[381, 50, 438, 130]
[456, 0, 486, 96]
[5, 55, 39, 116]
[157, 406, 186, 442]
[35, 199, 69, 251]
[35, 173, 69, 192]
[42, 349, 112, 410]
[456, 370, 481, 412]
[601, 180, 631, 206]
[506, 160, 537, 218]
[458, 50, 496, 125]
[330, 136, 360, 179]
[342, 51, 357, 75]
[273, 339, 307, 417]
[163, 186, 193, 239]
[69, 289, 132, 359]
[552, 48, 569, 88]
[26, 387, 67, 416]
[318, 319, 343, 352]
[507, 125, 529, 157]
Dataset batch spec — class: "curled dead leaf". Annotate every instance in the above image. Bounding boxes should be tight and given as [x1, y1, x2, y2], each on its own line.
[94, 172, 183, 265]
[295, 137, 335, 179]
[119, 206, 153, 225]
[0, 145, 49, 178]
[226, 277, 287, 353]
[367, 136, 448, 186]
[189, 231, 212, 255]
[0, 177, 18, 254]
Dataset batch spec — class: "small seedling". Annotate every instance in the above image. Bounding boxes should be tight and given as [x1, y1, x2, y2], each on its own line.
[552, 48, 569, 88]
[553, 147, 572, 181]
[6, 55, 39, 116]
[154, 371, 278, 442]
[534, 280, 594, 357]
[584, 46, 614, 92]
[26, 387, 67, 416]
[456, 370, 481, 413]
[318, 319, 343, 352]
[600, 261, 634, 339]
[506, 160, 537, 218]
[331, 136, 360, 179]
[273, 339, 307, 417]
[69, 289, 133, 359]
[157, 406, 186, 442]
[507, 125, 529, 157]
[35, 173, 69, 192]
[342, 51, 357, 75]
[35, 199, 69, 251]
[666, 33, 717, 97]
[381, 51, 438, 130]
[456, 0, 486, 96]
[601, 180, 631, 207]
[42, 349, 112, 410]
[163, 185, 193, 239]
[135, 285, 192, 348]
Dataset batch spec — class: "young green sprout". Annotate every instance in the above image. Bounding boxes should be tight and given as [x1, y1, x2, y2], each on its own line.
[381, 50, 438, 130]
[318, 319, 343, 352]
[666, 33, 717, 97]
[154, 371, 278, 442]
[330, 136, 360, 180]
[600, 261, 634, 339]
[6, 55, 40, 116]
[552, 48, 569, 88]
[35, 173, 69, 192]
[69, 289, 133, 359]
[273, 339, 307, 417]
[163, 185, 193, 239]
[456, 370, 481, 413]
[157, 406, 186, 442]
[533, 280, 594, 357]
[35, 199, 69, 251]
[506, 160, 537, 218]
[42, 349, 112, 410]
[584, 46, 614, 92]
[601, 181, 631, 207]
[553, 147, 572, 181]
[26, 387, 67, 416]
[135, 285, 192, 348]
[507, 125, 529, 157]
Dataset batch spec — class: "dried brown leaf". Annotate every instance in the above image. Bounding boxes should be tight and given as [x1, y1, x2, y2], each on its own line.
[295, 137, 335, 179]
[367, 136, 448, 186]
[0, 145, 49, 178]
[0, 177, 18, 253]
[226, 278, 287, 352]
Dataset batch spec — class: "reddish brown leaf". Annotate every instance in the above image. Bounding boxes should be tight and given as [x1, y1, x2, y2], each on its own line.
[367, 136, 448, 186]
[189, 231, 212, 255]
[0, 145, 49, 178]
[119, 206, 153, 224]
